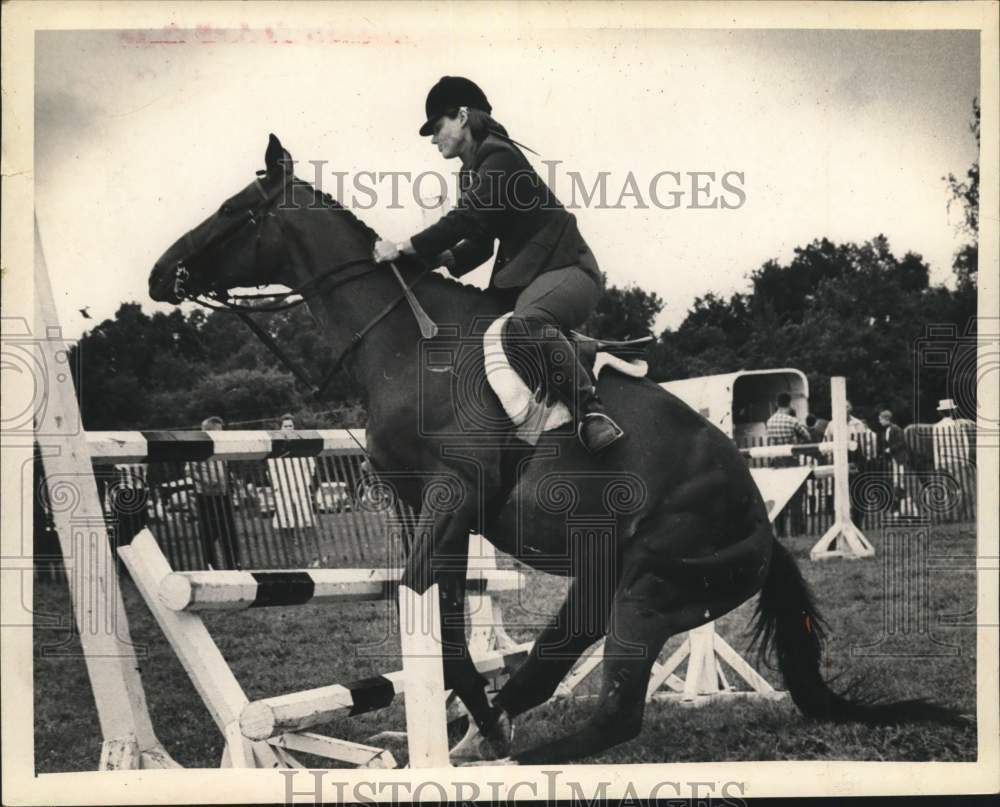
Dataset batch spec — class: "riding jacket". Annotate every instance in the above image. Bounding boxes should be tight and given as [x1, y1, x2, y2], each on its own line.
[409, 134, 600, 292]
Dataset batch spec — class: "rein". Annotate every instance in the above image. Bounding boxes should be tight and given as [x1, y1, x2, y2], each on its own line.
[177, 175, 433, 399]
[214, 264, 432, 398]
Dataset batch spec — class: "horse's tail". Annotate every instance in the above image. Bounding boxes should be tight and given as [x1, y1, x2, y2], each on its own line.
[750, 537, 965, 726]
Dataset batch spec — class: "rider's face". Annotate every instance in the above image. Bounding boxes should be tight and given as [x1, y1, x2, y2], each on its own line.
[431, 113, 467, 159]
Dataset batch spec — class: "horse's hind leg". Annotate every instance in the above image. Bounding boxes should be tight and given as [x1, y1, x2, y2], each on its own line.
[494, 572, 615, 719]
[509, 573, 679, 765]
[509, 542, 758, 766]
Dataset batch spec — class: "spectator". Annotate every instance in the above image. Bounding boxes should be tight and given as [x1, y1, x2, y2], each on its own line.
[267, 414, 318, 544]
[766, 392, 812, 464]
[802, 413, 827, 519]
[186, 416, 241, 570]
[766, 392, 811, 536]
[877, 409, 910, 515]
[105, 463, 149, 544]
[932, 398, 973, 473]
[903, 423, 934, 471]
[823, 399, 874, 460]
[805, 413, 828, 444]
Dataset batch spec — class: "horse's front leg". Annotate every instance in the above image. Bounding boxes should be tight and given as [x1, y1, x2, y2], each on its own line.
[399, 475, 499, 746]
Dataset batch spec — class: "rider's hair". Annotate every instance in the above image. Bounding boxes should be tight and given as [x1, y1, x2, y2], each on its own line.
[279, 413, 295, 425]
[443, 107, 511, 143]
[776, 392, 792, 408]
[201, 415, 224, 430]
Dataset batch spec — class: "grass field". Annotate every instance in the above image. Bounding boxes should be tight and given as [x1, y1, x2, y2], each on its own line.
[33, 523, 977, 772]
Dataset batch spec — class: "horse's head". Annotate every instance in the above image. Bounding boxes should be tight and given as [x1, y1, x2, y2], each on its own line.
[149, 134, 296, 304]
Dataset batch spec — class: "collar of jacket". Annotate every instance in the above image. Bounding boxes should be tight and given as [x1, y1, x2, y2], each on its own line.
[461, 133, 528, 172]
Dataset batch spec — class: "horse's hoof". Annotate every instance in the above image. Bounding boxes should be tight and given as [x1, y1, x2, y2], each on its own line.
[449, 711, 514, 762]
[449, 722, 482, 761]
[480, 710, 514, 758]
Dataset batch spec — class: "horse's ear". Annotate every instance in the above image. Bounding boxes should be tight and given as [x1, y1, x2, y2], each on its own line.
[265, 134, 292, 177]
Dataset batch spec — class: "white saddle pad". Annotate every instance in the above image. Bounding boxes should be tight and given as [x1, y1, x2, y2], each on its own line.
[483, 313, 648, 445]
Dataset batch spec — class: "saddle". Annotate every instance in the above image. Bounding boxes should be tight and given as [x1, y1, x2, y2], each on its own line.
[569, 330, 656, 376]
[483, 313, 653, 445]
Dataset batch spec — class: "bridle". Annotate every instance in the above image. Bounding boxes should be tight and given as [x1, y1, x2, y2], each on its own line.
[172, 172, 431, 398]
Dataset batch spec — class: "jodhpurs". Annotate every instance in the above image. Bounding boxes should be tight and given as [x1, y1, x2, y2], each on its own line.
[512, 267, 602, 331]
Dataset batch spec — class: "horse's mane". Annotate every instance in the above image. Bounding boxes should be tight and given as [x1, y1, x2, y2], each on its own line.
[294, 179, 492, 303]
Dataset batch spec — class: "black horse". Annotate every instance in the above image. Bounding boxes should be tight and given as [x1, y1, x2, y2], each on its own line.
[148, 136, 959, 765]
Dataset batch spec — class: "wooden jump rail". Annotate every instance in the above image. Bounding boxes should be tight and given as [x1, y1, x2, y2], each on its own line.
[738, 439, 858, 480]
[119, 529, 525, 768]
[739, 440, 854, 459]
[86, 429, 365, 464]
[240, 644, 530, 742]
[87, 426, 530, 768]
[120, 530, 399, 768]
[160, 567, 523, 612]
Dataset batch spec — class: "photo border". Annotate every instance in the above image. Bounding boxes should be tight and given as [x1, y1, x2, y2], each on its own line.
[2, 1, 997, 803]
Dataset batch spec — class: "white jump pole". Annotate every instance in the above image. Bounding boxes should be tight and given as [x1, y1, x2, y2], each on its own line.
[31, 218, 176, 769]
[398, 582, 450, 767]
[810, 376, 875, 560]
[159, 566, 522, 612]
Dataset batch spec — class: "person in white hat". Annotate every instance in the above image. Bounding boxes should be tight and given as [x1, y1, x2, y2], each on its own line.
[932, 398, 973, 472]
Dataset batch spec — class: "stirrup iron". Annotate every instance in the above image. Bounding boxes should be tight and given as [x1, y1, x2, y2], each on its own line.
[578, 411, 625, 453]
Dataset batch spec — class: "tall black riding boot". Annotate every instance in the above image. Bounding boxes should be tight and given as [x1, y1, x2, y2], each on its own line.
[519, 319, 625, 454]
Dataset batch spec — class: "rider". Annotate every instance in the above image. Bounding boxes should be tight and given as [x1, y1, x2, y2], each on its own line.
[373, 76, 624, 453]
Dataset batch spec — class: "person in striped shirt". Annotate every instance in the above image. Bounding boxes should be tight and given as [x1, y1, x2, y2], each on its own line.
[268, 414, 318, 537]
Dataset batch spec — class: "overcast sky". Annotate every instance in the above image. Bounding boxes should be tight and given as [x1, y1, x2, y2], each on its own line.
[35, 27, 979, 339]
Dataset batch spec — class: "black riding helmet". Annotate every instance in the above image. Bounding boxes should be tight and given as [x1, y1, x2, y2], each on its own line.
[418, 76, 492, 136]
